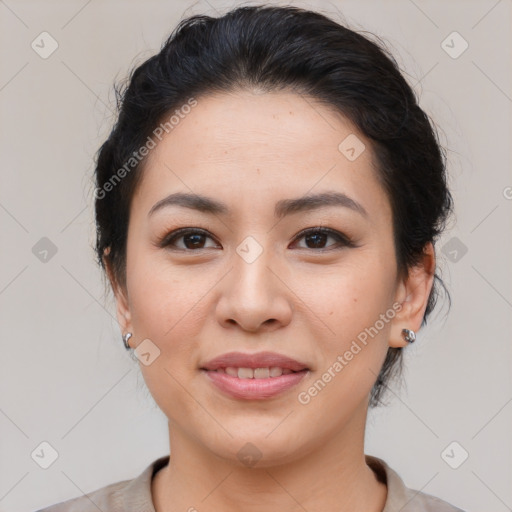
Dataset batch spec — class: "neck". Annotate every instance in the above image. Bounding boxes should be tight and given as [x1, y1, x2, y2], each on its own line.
[152, 403, 387, 512]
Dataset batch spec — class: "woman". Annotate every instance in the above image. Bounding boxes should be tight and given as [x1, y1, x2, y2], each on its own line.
[37, 5, 465, 512]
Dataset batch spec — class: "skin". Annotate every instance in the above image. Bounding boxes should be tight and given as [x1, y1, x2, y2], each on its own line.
[106, 89, 435, 512]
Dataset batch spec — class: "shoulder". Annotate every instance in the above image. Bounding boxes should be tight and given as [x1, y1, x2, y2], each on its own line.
[34, 455, 170, 512]
[399, 485, 467, 512]
[34, 479, 128, 512]
[365, 454, 467, 512]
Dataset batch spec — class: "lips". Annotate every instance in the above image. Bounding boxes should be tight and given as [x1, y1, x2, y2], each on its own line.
[200, 351, 311, 399]
[200, 351, 310, 372]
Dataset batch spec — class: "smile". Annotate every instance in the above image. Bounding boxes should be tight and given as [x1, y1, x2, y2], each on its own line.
[201, 368, 309, 400]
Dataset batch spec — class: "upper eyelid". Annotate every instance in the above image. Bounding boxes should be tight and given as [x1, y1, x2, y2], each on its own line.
[157, 227, 218, 248]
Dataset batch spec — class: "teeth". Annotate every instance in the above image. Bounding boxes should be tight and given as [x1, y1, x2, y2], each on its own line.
[254, 367, 269, 379]
[219, 366, 295, 378]
[225, 367, 238, 377]
[238, 367, 254, 379]
[270, 366, 284, 377]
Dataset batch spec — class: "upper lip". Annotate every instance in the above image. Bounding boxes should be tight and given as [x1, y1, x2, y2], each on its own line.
[200, 351, 310, 372]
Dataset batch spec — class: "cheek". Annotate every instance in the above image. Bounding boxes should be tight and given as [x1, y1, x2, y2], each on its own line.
[126, 236, 208, 334]
[128, 268, 209, 348]
[123, 248, 206, 405]
[295, 254, 396, 337]
[292, 253, 396, 402]
[294, 271, 394, 414]
[125, 256, 210, 417]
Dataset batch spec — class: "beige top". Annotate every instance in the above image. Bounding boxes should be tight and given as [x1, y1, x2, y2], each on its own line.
[36, 454, 465, 512]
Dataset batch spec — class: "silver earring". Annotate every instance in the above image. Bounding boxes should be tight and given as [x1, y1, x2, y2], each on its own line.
[122, 332, 133, 350]
[401, 328, 416, 343]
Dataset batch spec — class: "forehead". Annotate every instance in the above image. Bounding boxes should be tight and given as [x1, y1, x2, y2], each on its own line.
[154, 90, 360, 163]
[134, 90, 390, 222]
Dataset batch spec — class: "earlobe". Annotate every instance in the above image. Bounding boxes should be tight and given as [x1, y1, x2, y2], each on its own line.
[389, 243, 436, 348]
[114, 286, 132, 335]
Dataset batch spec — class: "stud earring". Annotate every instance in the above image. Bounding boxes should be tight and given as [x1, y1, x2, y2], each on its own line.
[122, 332, 133, 350]
[401, 328, 416, 343]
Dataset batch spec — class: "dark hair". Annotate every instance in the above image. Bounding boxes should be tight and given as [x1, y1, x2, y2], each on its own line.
[93, 5, 453, 408]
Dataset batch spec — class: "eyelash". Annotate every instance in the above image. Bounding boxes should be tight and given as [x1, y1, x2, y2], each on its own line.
[157, 227, 356, 252]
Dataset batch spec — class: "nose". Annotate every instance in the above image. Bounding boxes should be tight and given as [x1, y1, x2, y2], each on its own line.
[215, 245, 293, 333]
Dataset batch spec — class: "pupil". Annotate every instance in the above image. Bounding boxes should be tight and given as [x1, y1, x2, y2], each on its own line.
[185, 234, 204, 249]
[306, 232, 326, 248]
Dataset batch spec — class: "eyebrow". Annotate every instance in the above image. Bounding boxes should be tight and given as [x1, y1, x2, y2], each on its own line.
[148, 191, 368, 219]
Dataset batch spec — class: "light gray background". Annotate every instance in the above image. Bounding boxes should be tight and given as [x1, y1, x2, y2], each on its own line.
[1, 1, 511, 511]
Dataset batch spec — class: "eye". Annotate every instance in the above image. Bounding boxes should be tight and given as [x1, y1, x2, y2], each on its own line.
[290, 227, 354, 251]
[157, 226, 355, 252]
[158, 228, 219, 251]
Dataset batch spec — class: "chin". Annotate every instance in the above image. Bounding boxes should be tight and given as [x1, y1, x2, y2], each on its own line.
[200, 428, 312, 468]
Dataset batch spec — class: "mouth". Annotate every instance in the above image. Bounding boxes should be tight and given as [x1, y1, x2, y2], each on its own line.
[200, 350, 310, 373]
[200, 368, 309, 400]
[200, 351, 310, 400]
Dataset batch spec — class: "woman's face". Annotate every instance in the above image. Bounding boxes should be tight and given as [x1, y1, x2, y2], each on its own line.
[112, 90, 432, 466]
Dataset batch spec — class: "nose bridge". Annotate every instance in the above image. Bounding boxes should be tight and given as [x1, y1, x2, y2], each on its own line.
[233, 234, 278, 299]
[216, 233, 292, 331]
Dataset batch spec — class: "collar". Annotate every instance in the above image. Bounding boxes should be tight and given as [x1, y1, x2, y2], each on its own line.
[120, 453, 457, 512]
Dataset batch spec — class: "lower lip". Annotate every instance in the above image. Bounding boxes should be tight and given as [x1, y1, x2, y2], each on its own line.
[201, 369, 309, 400]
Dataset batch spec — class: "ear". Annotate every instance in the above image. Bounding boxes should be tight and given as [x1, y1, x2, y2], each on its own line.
[389, 242, 436, 348]
[103, 250, 133, 341]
